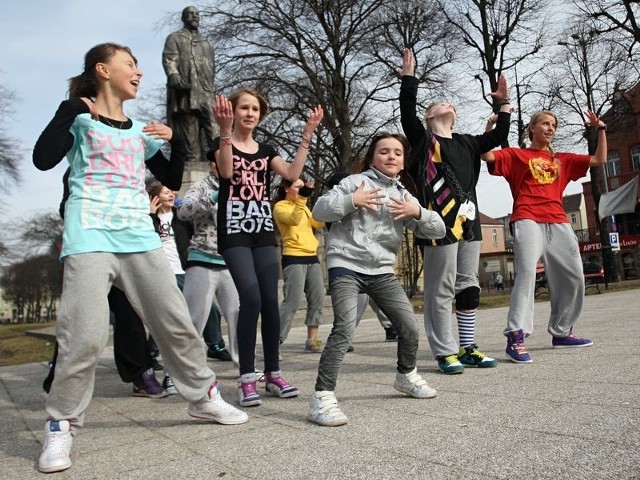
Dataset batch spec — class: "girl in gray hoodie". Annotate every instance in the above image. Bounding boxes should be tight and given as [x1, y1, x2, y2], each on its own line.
[308, 133, 445, 426]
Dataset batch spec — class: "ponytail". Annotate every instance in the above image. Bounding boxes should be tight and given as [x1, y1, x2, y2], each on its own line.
[67, 42, 136, 99]
[68, 72, 97, 98]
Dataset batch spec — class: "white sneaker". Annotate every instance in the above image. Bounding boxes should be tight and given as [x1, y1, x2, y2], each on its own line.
[308, 391, 348, 426]
[38, 420, 73, 473]
[188, 382, 249, 425]
[393, 367, 437, 399]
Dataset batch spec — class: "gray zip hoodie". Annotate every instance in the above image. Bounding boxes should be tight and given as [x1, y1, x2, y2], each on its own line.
[312, 168, 445, 275]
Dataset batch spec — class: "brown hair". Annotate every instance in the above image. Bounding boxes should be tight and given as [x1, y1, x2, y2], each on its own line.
[359, 133, 417, 195]
[68, 43, 137, 98]
[359, 133, 410, 172]
[147, 183, 165, 198]
[228, 88, 269, 122]
[273, 179, 294, 203]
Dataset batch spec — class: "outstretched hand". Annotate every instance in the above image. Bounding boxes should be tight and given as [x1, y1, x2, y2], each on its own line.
[488, 75, 509, 101]
[397, 48, 415, 78]
[304, 105, 324, 133]
[149, 196, 161, 214]
[584, 109, 605, 128]
[143, 122, 173, 141]
[213, 94, 234, 132]
[352, 181, 385, 211]
[387, 194, 421, 221]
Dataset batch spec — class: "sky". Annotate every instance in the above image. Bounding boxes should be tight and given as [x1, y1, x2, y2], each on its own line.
[0, 1, 587, 224]
[0, 0, 183, 222]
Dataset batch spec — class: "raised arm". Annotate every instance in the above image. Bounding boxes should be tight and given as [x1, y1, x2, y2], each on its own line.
[585, 109, 607, 167]
[476, 75, 512, 152]
[212, 95, 234, 179]
[398, 49, 427, 147]
[270, 106, 324, 181]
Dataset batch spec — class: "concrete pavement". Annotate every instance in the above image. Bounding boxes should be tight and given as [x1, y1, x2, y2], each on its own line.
[1, 288, 639, 479]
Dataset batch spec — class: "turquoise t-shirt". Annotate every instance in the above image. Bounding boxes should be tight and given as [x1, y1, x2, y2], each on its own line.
[61, 114, 165, 259]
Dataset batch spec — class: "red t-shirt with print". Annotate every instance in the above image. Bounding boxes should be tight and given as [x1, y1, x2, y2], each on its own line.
[488, 148, 590, 223]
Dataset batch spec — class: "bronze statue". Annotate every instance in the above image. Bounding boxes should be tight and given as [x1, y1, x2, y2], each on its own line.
[162, 6, 215, 162]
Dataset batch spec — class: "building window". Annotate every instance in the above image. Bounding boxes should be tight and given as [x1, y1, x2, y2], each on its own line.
[632, 145, 640, 172]
[570, 213, 577, 224]
[491, 228, 498, 245]
[606, 151, 621, 178]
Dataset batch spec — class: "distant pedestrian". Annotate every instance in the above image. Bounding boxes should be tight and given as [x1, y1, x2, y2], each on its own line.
[495, 272, 504, 291]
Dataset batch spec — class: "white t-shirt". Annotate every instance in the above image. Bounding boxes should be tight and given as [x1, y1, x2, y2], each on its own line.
[157, 211, 185, 275]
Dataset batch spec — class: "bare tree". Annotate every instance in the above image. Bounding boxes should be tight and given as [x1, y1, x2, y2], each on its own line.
[0, 83, 22, 190]
[439, 0, 551, 144]
[574, 0, 640, 58]
[552, 21, 634, 282]
[16, 211, 64, 259]
[0, 254, 61, 323]
[198, 0, 454, 190]
[552, 24, 633, 143]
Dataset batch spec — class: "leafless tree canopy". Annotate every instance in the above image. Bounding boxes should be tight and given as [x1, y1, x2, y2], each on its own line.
[574, 0, 640, 59]
[198, 0, 455, 188]
[0, 83, 22, 191]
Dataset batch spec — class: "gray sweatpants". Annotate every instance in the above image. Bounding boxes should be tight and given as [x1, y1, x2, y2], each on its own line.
[506, 220, 584, 337]
[182, 265, 239, 365]
[423, 241, 481, 358]
[46, 250, 215, 427]
[279, 262, 325, 342]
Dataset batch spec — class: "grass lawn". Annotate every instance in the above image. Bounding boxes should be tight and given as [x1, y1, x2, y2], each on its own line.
[0, 322, 56, 367]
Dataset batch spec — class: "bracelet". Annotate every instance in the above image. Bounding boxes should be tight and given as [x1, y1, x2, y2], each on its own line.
[598, 125, 607, 131]
[498, 99, 511, 106]
[488, 117, 496, 124]
[220, 135, 231, 140]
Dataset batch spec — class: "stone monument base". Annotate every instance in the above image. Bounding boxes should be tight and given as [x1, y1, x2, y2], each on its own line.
[178, 161, 210, 199]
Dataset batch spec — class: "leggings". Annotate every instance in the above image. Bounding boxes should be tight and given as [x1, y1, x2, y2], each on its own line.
[223, 245, 280, 375]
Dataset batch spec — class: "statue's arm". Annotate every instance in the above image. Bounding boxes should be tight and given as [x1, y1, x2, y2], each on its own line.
[163, 34, 190, 89]
[162, 34, 180, 77]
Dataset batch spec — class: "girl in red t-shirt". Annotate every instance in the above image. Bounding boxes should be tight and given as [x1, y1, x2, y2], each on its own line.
[482, 109, 607, 363]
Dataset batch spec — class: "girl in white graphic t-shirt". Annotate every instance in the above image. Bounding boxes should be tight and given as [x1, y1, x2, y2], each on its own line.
[33, 42, 247, 475]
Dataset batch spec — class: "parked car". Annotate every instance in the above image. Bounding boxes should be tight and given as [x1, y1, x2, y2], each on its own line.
[582, 262, 604, 282]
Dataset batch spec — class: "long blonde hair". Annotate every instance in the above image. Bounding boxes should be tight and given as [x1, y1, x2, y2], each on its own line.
[527, 110, 558, 156]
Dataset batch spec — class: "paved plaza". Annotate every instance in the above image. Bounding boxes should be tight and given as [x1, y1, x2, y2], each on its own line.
[1, 288, 639, 479]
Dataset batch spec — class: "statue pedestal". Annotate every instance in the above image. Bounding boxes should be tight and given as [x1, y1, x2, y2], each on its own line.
[178, 161, 210, 199]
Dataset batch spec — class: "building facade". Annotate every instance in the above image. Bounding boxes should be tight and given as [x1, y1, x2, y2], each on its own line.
[582, 81, 640, 281]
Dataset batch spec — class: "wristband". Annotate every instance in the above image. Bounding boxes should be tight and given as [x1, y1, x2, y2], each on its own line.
[598, 125, 607, 131]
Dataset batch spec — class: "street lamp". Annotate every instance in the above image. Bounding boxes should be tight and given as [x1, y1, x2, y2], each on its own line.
[557, 32, 619, 284]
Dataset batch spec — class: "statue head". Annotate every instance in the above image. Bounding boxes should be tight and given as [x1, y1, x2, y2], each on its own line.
[181, 6, 200, 31]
